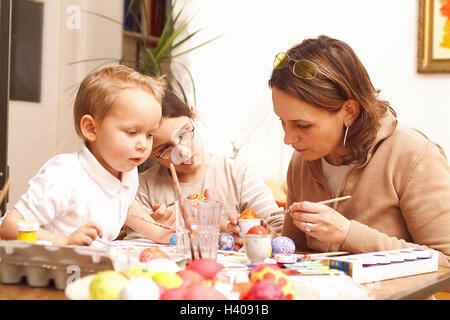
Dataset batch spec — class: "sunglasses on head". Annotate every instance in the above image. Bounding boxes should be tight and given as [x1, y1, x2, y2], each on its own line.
[273, 52, 330, 80]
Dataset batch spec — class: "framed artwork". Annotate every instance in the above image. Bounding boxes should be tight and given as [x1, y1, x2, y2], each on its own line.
[418, 0, 450, 73]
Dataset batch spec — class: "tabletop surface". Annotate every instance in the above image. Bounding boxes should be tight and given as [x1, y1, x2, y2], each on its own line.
[1, 265, 449, 300]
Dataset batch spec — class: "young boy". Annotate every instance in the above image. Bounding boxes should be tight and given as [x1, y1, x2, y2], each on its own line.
[0, 65, 174, 245]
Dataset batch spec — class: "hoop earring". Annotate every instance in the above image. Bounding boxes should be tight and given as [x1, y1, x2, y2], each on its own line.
[343, 126, 349, 147]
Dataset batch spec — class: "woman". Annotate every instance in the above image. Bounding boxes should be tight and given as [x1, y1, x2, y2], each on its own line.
[125, 89, 283, 241]
[229, 35, 450, 266]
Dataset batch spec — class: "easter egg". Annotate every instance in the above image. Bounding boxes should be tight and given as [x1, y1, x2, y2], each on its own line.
[169, 234, 177, 245]
[218, 233, 234, 250]
[152, 271, 183, 289]
[160, 286, 188, 300]
[250, 266, 295, 300]
[247, 225, 269, 235]
[89, 270, 128, 300]
[246, 280, 284, 300]
[144, 258, 181, 273]
[271, 236, 295, 256]
[187, 194, 206, 200]
[122, 267, 155, 280]
[184, 284, 227, 300]
[240, 208, 258, 219]
[232, 282, 253, 300]
[119, 277, 160, 300]
[139, 247, 170, 262]
[248, 263, 282, 279]
[176, 270, 205, 287]
[185, 258, 223, 280]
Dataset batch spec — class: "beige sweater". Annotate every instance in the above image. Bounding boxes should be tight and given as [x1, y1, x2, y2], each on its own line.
[282, 111, 450, 266]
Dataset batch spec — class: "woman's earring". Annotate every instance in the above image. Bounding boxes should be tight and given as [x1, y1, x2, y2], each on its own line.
[343, 126, 349, 147]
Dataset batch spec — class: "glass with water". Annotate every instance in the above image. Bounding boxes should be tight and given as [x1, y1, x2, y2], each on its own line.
[175, 199, 222, 261]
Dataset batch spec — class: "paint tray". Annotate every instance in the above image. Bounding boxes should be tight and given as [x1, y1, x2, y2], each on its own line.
[0, 240, 114, 290]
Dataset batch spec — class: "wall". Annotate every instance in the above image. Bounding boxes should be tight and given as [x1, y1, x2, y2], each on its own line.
[6, 0, 450, 210]
[172, 0, 450, 187]
[6, 0, 123, 211]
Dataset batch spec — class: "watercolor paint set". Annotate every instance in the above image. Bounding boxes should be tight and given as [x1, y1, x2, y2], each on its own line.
[325, 248, 438, 283]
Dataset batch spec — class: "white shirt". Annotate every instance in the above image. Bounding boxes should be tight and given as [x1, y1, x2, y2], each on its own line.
[13, 144, 138, 241]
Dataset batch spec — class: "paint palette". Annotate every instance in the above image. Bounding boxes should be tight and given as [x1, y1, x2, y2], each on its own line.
[326, 248, 438, 283]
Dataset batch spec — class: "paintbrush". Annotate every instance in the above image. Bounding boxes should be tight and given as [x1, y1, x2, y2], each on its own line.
[269, 195, 352, 217]
[169, 163, 199, 260]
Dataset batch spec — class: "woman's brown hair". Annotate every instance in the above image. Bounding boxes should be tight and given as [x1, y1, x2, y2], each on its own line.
[268, 35, 396, 163]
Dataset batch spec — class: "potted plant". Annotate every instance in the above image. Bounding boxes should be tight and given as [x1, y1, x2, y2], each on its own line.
[122, 0, 222, 107]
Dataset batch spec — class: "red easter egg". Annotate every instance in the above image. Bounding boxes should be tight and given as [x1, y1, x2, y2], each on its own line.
[159, 286, 187, 300]
[139, 247, 170, 262]
[247, 225, 269, 235]
[183, 284, 227, 300]
[185, 258, 223, 280]
[246, 280, 284, 300]
[176, 270, 205, 288]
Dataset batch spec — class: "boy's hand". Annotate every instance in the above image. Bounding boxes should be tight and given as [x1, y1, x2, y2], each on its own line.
[66, 221, 102, 246]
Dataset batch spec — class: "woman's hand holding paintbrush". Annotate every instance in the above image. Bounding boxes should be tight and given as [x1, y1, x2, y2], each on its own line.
[285, 195, 353, 244]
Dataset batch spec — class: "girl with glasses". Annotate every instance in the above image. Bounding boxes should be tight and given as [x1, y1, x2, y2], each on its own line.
[268, 35, 450, 266]
[124, 90, 284, 247]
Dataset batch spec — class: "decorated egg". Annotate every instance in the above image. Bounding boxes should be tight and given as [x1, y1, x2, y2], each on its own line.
[232, 282, 253, 300]
[247, 225, 269, 235]
[122, 267, 155, 280]
[176, 270, 205, 287]
[183, 284, 227, 300]
[152, 271, 183, 289]
[144, 258, 181, 273]
[271, 236, 295, 256]
[169, 234, 177, 245]
[218, 232, 234, 250]
[118, 277, 160, 300]
[89, 270, 128, 300]
[185, 258, 223, 280]
[160, 286, 188, 300]
[139, 247, 170, 262]
[240, 208, 258, 219]
[187, 194, 206, 200]
[246, 280, 284, 300]
[250, 266, 295, 300]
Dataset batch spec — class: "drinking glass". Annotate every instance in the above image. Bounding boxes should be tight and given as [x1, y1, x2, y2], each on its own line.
[175, 199, 222, 261]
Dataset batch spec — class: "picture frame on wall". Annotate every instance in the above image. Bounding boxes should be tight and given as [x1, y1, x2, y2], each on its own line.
[418, 0, 450, 73]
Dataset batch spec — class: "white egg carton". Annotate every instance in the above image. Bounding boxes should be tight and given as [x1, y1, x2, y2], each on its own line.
[0, 240, 114, 290]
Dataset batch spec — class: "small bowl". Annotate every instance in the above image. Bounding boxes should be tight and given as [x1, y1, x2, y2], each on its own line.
[243, 234, 272, 264]
[238, 219, 262, 237]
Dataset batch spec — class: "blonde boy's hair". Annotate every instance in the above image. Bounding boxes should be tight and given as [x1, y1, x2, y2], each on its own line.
[73, 64, 165, 138]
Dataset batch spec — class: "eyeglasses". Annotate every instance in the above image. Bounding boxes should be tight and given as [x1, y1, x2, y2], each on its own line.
[273, 52, 329, 80]
[151, 119, 195, 160]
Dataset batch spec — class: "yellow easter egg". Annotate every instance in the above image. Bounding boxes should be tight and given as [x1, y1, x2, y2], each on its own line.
[123, 267, 155, 280]
[152, 271, 183, 289]
[89, 270, 128, 300]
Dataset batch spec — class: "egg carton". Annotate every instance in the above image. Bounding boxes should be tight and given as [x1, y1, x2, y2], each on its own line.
[0, 240, 114, 290]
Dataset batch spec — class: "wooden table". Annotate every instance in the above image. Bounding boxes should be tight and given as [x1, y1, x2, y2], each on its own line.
[0, 266, 449, 300]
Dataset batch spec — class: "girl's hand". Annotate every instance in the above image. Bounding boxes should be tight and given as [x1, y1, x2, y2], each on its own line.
[289, 201, 351, 245]
[227, 212, 243, 250]
[66, 221, 103, 246]
[151, 203, 176, 227]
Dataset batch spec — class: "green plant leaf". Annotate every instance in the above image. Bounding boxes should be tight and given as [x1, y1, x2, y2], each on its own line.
[170, 33, 224, 59]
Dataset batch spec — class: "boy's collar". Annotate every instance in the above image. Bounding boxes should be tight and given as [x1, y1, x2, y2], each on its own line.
[78, 144, 135, 196]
